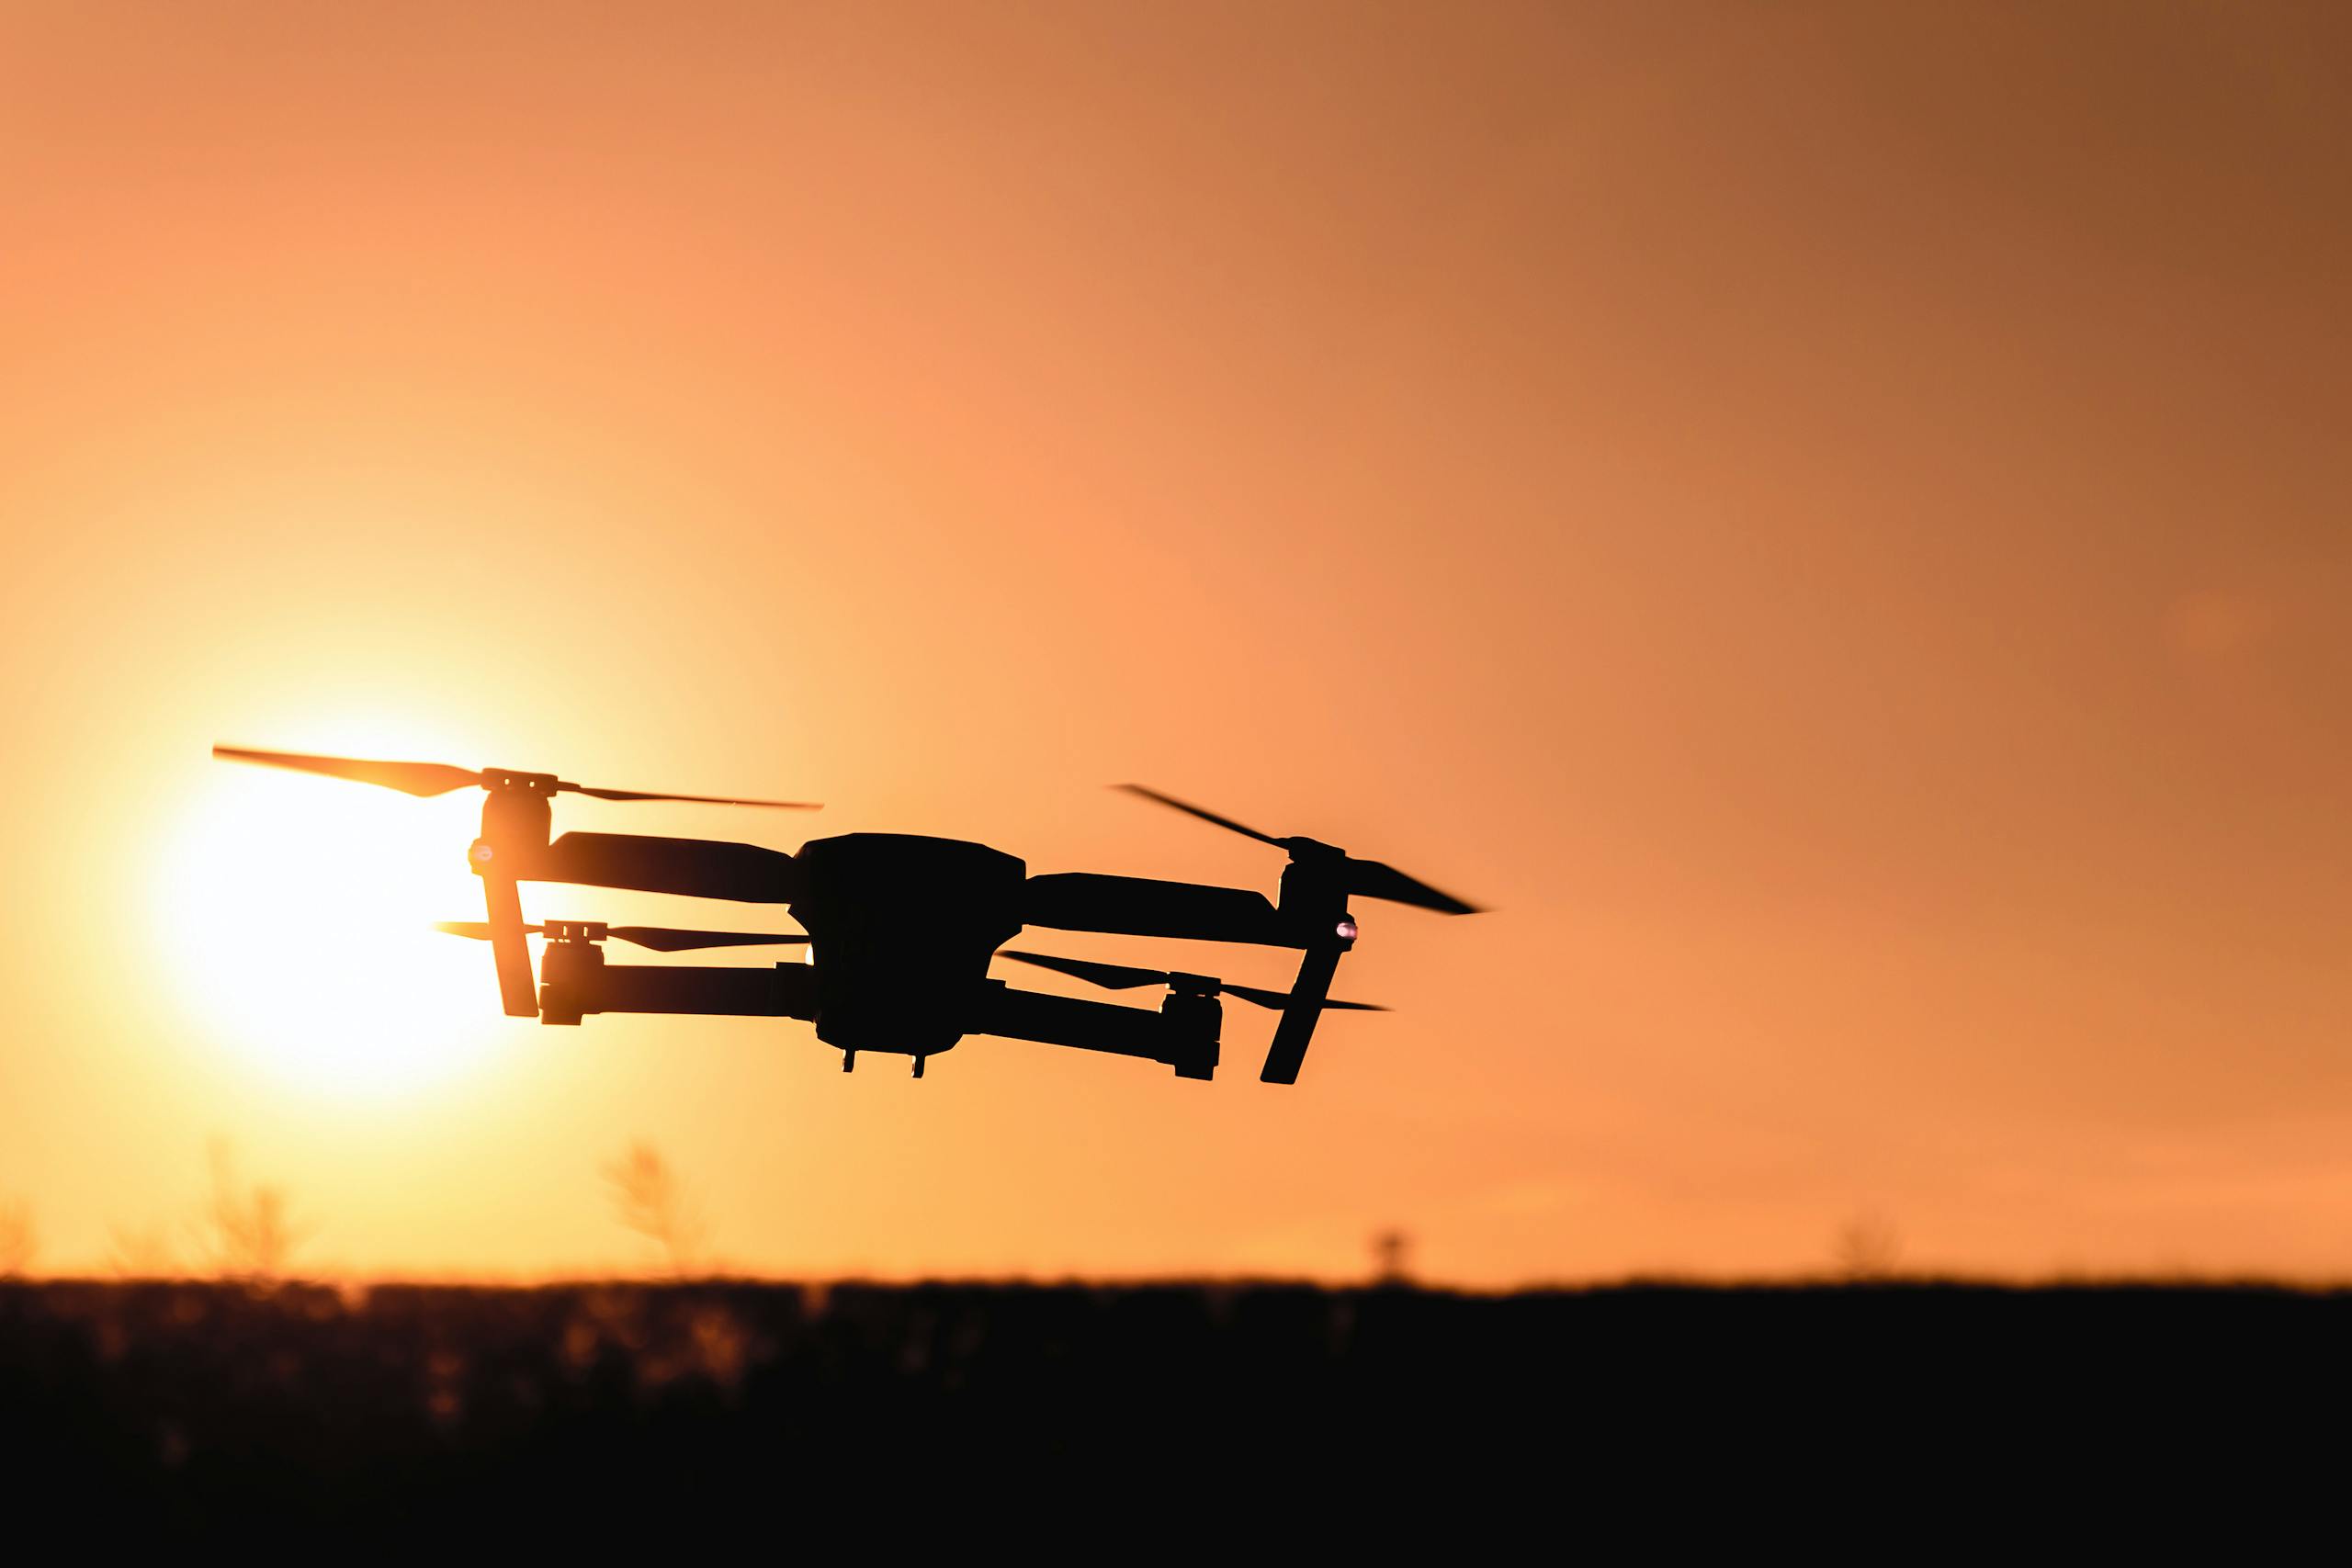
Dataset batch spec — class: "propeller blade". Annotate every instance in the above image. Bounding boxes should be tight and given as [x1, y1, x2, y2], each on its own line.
[605, 926, 811, 953]
[1116, 784, 1286, 848]
[215, 744, 819, 809]
[566, 785, 820, 809]
[998, 951, 1382, 1011]
[1221, 982, 1385, 1013]
[1343, 857, 1483, 916]
[1118, 782, 1482, 914]
[215, 746, 485, 797]
[435, 921, 505, 941]
[436, 920, 808, 952]
[998, 950, 1170, 990]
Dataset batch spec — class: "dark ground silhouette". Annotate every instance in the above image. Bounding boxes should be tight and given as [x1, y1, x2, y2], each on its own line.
[1, 1279, 2332, 1540]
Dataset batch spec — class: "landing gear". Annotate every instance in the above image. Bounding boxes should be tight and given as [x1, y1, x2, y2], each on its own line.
[842, 1050, 856, 1073]
[912, 1055, 927, 1079]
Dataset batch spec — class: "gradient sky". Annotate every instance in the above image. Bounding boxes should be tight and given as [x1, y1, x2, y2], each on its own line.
[2, 1, 2346, 1282]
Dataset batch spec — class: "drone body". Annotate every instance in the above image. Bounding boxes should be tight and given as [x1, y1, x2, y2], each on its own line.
[212, 747, 1478, 1083]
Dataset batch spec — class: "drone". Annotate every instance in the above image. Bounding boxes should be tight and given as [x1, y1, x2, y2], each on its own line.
[211, 746, 1481, 1083]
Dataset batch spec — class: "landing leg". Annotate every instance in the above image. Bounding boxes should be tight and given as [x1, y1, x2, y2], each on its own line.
[1262, 940, 1345, 1084]
[842, 1050, 856, 1073]
[476, 870, 539, 1019]
[912, 1055, 927, 1079]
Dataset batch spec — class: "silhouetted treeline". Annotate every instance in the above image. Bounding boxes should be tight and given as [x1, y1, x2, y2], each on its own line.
[1, 1280, 2332, 1541]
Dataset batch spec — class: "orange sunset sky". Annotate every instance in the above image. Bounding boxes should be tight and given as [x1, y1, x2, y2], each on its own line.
[2, 2, 2346, 1282]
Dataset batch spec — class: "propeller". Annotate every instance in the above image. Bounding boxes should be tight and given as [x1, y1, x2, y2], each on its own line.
[213, 746, 820, 808]
[435, 921, 811, 953]
[998, 950, 1384, 1012]
[1116, 784, 1481, 915]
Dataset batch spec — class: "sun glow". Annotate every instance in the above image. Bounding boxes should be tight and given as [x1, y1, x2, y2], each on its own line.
[157, 742, 514, 1101]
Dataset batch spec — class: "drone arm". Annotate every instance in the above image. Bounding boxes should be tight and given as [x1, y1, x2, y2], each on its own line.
[528, 832, 799, 903]
[1022, 873, 1290, 946]
[972, 981, 1210, 1076]
[549, 961, 820, 1021]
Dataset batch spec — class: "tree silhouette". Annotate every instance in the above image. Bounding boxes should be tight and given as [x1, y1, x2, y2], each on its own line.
[603, 1141, 711, 1278]
[196, 1141, 308, 1285]
[0, 1197, 35, 1278]
[1831, 1212, 1904, 1282]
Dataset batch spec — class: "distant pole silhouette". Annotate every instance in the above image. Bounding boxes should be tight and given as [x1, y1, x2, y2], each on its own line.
[1372, 1228, 1413, 1286]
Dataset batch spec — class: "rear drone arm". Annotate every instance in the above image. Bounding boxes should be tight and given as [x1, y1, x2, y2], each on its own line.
[527, 963, 1218, 1078]
[510, 832, 798, 902]
[534, 956, 820, 1026]
[970, 980, 1221, 1080]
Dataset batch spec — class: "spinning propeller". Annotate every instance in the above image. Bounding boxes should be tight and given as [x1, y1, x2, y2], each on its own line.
[437, 921, 809, 953]
[216, 743, 817, 1020]
[212, 746, 820, 808]
[998, 950, 1384, 1012]
[1116, 784, 1480, 914]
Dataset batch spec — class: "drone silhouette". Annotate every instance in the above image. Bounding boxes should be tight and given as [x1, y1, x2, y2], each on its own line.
[212, 746, 1481, 1083]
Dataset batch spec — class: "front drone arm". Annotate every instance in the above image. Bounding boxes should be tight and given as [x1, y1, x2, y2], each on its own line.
[459, 783, 797, 1016]
[470, 828, 797, 1019]
[1022, 873, 1292, 947]
[519, 832, 799, 903]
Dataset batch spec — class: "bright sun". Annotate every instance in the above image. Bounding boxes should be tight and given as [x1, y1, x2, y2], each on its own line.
[157, 744, 514, 1101]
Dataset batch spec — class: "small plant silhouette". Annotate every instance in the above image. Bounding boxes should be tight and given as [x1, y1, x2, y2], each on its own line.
[1831, 1211, 1904, 1282]
[108, 1220, 183, 1278]
[0, 1197, 36, 1278]
[196, 1141, 308, 1285]
[1371, 1228, 1414, 1286]
[603, 1141, 710, 1278]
